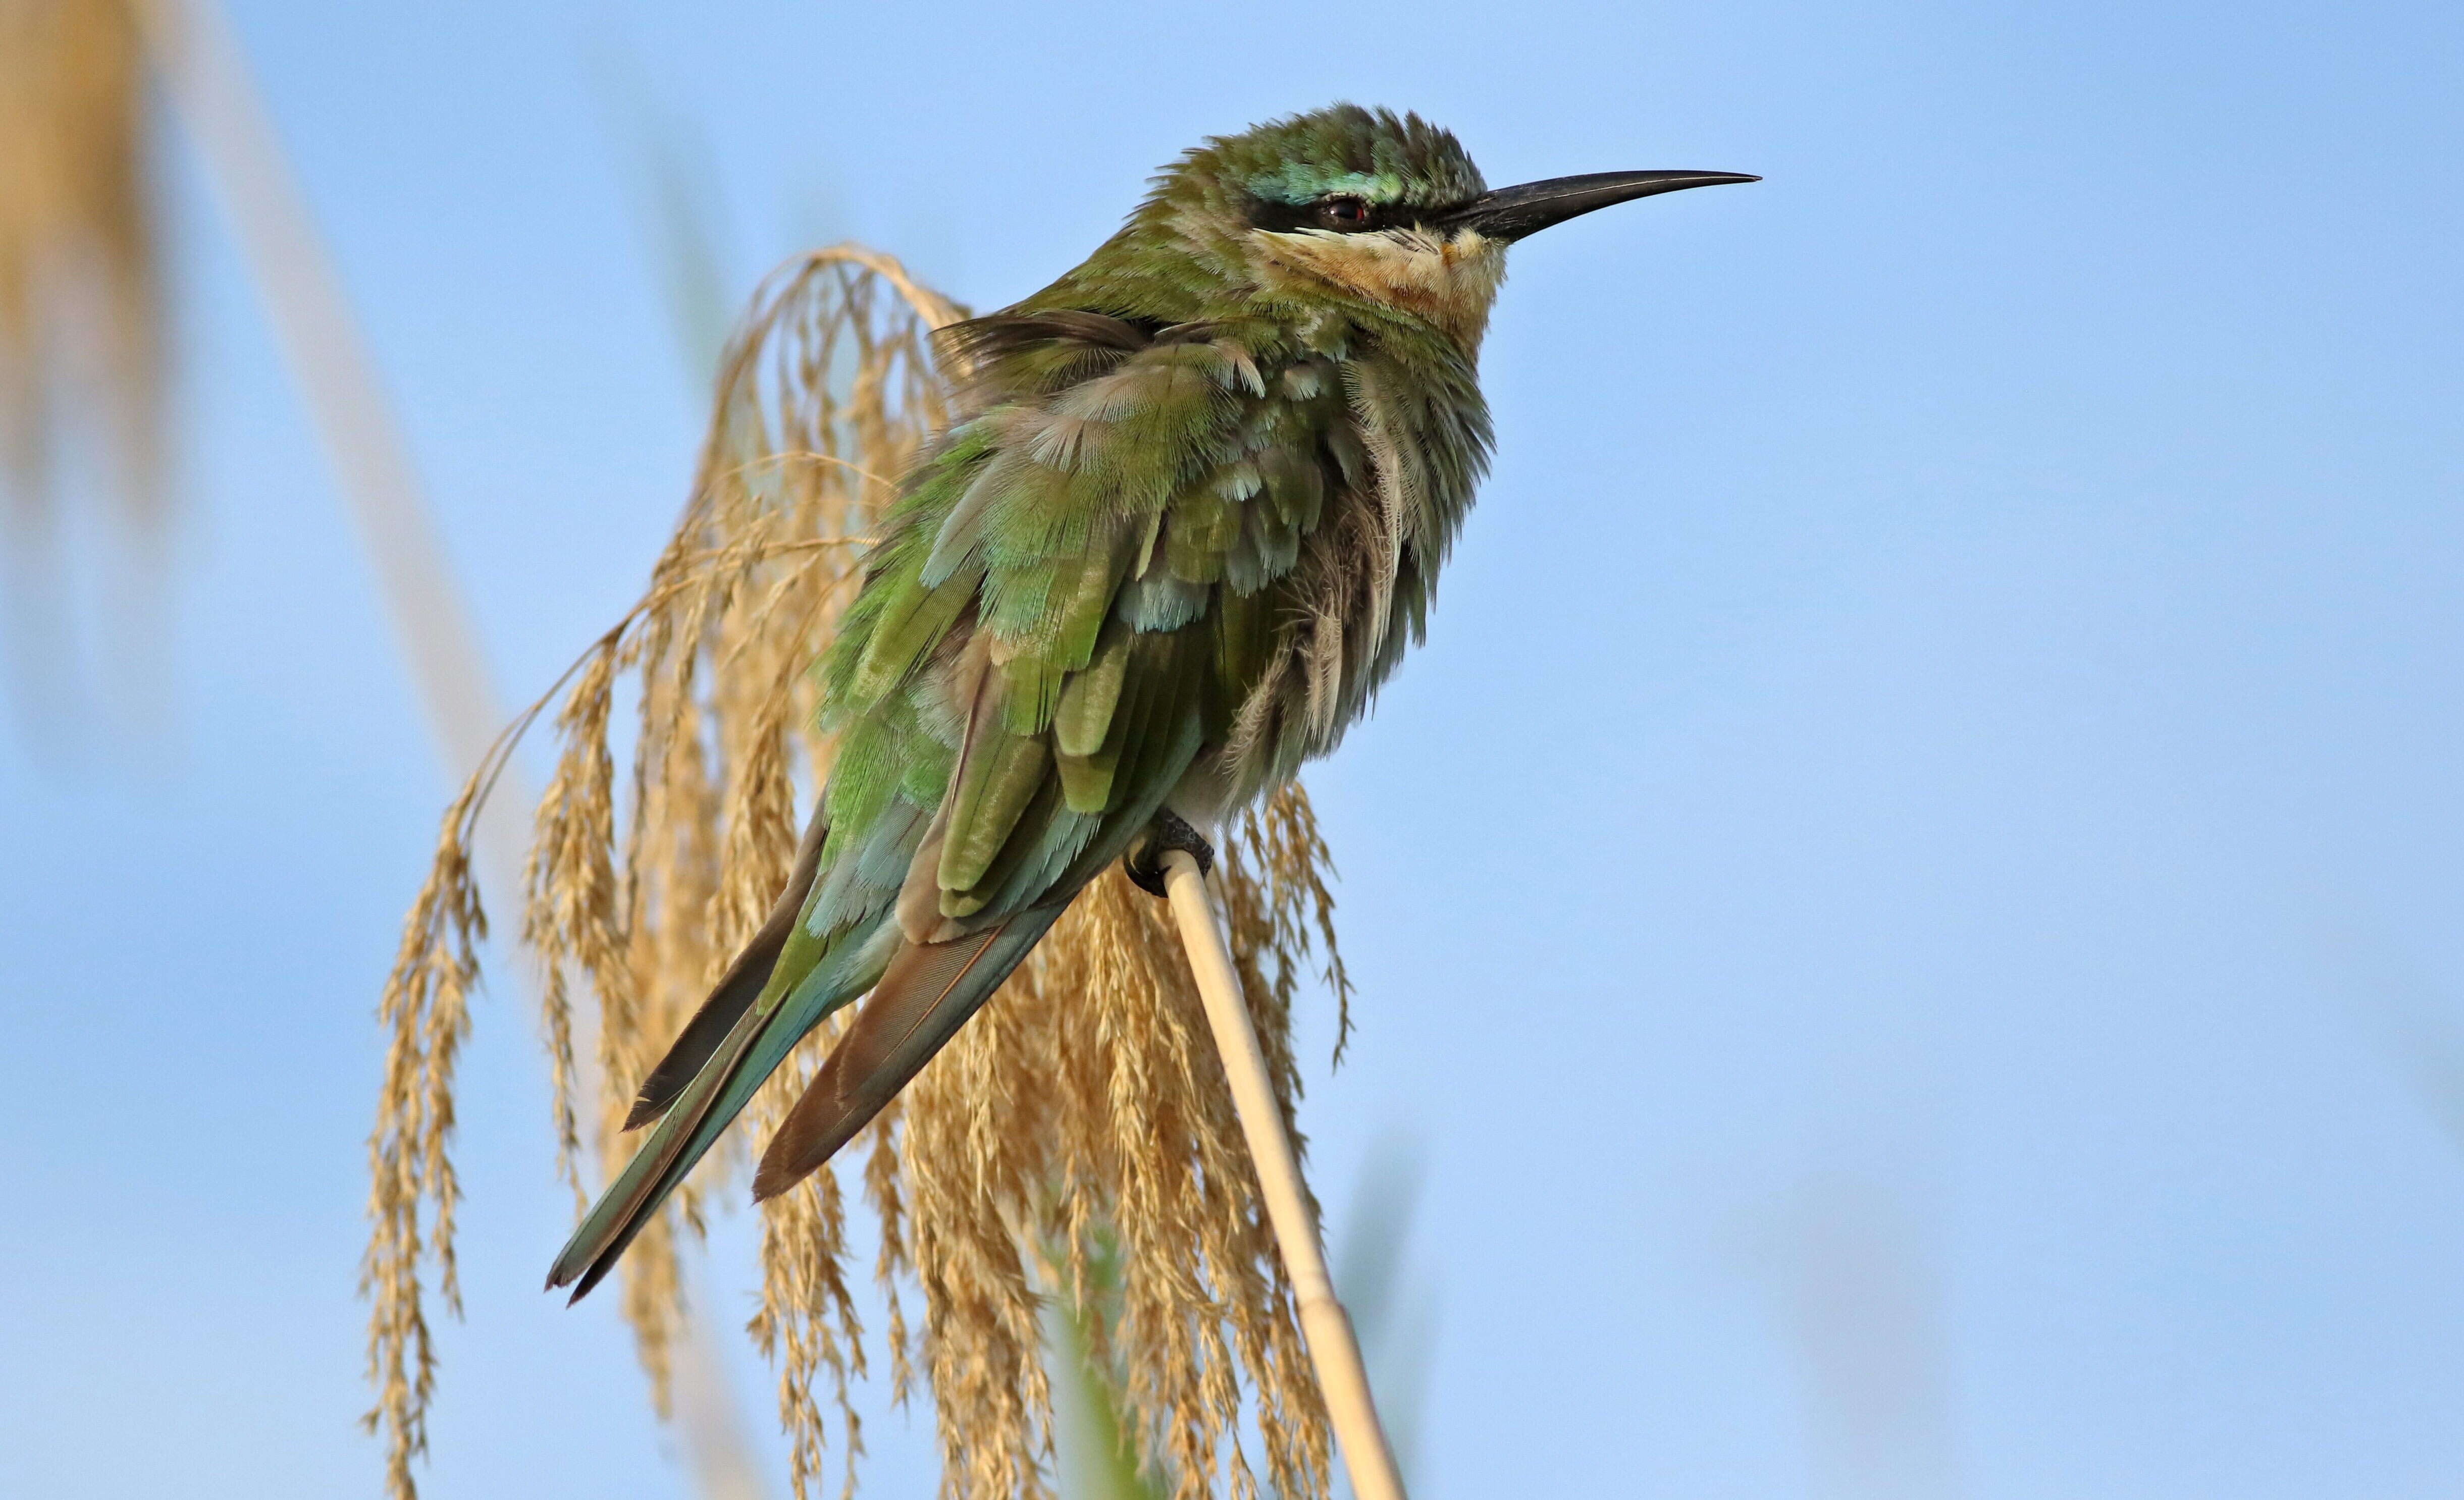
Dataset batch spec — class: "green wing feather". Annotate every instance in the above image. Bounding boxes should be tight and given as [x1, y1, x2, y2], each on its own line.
[549, 312, 1329, 1298]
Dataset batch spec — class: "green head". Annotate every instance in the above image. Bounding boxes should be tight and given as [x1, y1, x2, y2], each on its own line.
[1203, 106, 1490, 234]
[1042, 104, 1755, 347]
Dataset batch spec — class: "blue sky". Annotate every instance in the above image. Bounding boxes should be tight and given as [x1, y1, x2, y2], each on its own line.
[3, 1, 2460, 1495]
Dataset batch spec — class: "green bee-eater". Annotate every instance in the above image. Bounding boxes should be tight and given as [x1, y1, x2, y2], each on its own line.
[548, 104, 1751, 1300]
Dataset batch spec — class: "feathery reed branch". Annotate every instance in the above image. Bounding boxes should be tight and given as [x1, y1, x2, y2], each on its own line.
[369, 246, 1355, 1500]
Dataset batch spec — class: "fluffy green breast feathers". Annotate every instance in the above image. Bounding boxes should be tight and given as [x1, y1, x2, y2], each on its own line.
[813, 301, 1490, 939]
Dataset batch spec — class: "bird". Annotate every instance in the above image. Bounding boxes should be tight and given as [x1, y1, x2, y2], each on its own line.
[547, 103, 1753, 1302]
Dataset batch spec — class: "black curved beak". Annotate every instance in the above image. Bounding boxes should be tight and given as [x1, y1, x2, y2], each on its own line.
[1434, 170, 1759, 242]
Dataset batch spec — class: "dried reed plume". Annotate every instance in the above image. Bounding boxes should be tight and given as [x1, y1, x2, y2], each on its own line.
[0, 0, 162, 541]
[369, 246, 1353, 1500]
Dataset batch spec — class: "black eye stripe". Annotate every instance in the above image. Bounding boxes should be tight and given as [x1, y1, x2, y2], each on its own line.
[1246, 193, 1404, 235]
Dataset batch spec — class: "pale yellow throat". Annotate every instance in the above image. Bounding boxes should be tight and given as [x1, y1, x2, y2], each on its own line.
[1260, 227, 1508, 348]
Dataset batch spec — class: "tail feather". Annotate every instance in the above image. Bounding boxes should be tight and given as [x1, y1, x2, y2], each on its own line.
[545, 909, 901, 1303]
[751, 905, 1066, 1201]
[623, 807, 831, 1131]
[545, 994, 767, 1302]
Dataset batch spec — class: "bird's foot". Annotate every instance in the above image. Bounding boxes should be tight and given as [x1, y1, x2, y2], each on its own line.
[1124, 809, 1214, 898]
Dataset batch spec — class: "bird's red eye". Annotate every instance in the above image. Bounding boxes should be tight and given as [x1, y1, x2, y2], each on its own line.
[1316, 195, 1375, 231]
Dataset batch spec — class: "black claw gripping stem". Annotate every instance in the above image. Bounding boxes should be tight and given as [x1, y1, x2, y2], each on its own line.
[1124, 808, 1215, 897]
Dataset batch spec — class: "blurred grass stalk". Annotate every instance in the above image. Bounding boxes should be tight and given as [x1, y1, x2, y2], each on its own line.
[1041, 1229, 1161, 1500]
[1777, 1172, 1960, 1500]
[134, 0, 513, 837]
[2328, 923, 2464, 1158]
[0, 0, 164, 732]
[1041, 1138, 1432, 1500]
[1328, 1137, 1431, 1493]
[122, 1, 765, 1493]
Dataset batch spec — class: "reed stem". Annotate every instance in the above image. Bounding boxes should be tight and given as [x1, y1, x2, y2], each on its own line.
[1158, 848, 1406, 1500]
